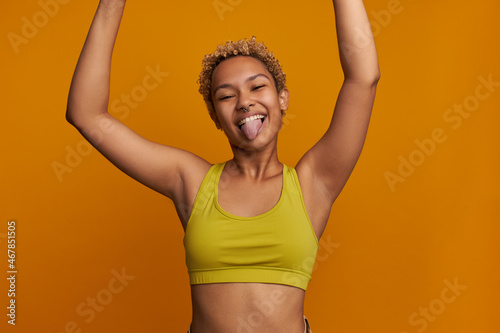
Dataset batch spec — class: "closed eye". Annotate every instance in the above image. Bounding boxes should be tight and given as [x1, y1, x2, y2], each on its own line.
[218, 85, 264, 100]
[252, 85, 265, 91]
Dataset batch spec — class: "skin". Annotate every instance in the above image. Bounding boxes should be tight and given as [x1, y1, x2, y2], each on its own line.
[66, 0, 379, 331]
[210, 56, 289, 212]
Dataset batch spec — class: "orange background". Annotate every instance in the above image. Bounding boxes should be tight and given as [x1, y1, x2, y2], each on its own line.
[1, 0, 499, 332]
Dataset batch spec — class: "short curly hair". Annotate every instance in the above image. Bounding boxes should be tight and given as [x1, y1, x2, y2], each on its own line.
[198, 36, 287, 129]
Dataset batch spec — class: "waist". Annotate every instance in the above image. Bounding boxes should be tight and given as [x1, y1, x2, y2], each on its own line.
[190, 283, 305, 332]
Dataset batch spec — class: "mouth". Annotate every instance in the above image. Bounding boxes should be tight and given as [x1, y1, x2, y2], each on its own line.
[236, 114, 266, 129]
[236, 114, 267, 141]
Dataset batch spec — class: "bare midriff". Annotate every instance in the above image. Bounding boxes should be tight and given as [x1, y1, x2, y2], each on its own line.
[190, 282, 307, 333]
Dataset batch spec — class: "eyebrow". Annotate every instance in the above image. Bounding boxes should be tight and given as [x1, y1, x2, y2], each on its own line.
[213, 73, 271, 95]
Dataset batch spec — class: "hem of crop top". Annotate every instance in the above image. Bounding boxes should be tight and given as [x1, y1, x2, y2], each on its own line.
[189, 266, 310, 291]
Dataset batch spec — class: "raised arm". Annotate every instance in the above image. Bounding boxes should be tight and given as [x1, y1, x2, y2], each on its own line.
[296, 0, 380, 206]
[66, 0, 210, 218]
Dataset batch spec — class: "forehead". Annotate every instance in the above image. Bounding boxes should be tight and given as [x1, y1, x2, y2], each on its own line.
[211, 56, 273, 88]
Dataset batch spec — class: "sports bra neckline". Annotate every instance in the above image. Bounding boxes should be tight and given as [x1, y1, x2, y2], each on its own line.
[214, 161, 286, 221]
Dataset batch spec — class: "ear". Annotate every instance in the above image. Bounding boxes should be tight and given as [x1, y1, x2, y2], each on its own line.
[278, 88, 289, 113]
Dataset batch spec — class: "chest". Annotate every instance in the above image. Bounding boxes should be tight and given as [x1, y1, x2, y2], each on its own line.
[217, 174, 283, 217]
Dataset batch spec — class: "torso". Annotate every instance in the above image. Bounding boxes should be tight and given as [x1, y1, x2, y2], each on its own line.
[176, 159, 332, 332]
[190, 283, 306, 333]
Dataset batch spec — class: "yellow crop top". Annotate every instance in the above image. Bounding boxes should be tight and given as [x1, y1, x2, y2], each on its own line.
[183, 162, 319, 291]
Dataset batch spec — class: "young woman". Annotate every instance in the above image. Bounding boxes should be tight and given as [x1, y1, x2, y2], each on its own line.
[66, 0, 380, 332]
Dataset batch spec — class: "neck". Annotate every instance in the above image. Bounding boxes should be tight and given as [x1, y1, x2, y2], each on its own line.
[228, 140, 281, 179]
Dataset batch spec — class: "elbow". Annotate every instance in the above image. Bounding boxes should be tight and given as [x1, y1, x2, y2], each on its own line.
[345, 72, 380, 88]
[364, 67, 381, 87]
[65, 106, 86, 131]
[368, 73, 381, 90]
[344, 63, 381, 87]
[65, 106, 109, 132]
[368, 56, 382, 84]
[372, 69, 381, 86]
[65, 96, 77, 126]
[371, 62, 382, 84]
[65, 109, 74, 126]
[343, 60, 381, 86]
[65, 107, 79, 128]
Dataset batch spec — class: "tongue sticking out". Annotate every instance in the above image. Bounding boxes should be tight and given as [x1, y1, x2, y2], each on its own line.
[240, 118, 264, 140]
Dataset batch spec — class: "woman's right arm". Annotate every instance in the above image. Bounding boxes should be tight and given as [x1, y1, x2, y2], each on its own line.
[66, 0, 210, 203]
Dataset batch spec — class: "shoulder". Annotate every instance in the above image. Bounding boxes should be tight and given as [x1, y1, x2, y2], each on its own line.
[178, 154, 213, 193]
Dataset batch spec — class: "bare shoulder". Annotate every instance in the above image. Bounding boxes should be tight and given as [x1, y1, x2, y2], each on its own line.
[178, 151, 212, 192]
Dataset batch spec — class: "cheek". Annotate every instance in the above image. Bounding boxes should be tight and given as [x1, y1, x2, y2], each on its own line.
[214, 107, 234, 130]
[262, 94, 282, 115]
[213, 102, 230, 118]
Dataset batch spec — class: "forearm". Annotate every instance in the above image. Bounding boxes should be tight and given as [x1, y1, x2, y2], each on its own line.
[332, 0, 380, 82]
[66, 0, 126, 127]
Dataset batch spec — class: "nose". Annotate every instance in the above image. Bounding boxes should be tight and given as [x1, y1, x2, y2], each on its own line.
[236, 91, 254, 112]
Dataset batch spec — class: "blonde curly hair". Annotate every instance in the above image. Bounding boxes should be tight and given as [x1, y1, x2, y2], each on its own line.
[198, 36, 287, 129]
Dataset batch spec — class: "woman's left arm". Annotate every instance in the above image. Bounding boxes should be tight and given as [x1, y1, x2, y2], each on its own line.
[296, 0, 380, 205]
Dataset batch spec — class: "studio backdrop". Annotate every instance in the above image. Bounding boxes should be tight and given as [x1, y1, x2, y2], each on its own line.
[1, 0, 499, 332]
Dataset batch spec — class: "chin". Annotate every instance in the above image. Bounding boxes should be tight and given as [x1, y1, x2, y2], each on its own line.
[230, 132, 278, 152]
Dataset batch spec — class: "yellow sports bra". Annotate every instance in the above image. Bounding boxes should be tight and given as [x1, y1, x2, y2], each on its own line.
[183, 162, 319, 291]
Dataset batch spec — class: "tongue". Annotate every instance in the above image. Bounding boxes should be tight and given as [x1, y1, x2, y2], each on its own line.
[240, 118, 264, 140]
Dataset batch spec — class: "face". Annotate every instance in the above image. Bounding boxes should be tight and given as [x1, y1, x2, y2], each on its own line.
[211, 56, 289, 151]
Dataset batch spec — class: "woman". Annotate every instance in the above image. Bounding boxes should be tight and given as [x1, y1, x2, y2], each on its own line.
[66, 0, 380, 332]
